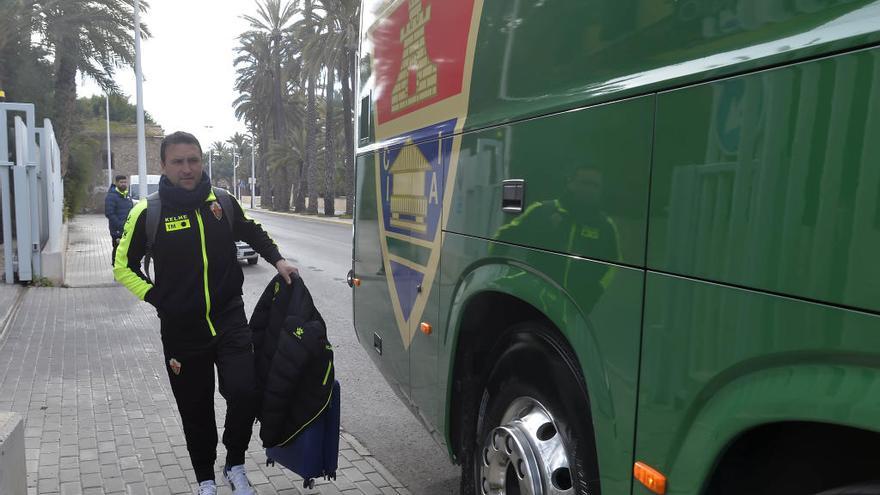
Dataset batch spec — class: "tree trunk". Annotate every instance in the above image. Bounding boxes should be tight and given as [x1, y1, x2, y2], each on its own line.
[305, 75, 319, 214]
[272, 159, 291, 212]
[269, 27, 288, 212]
[342, 48, 356, 216]
[294, 159, 306, 212]
[53, 52, 78, 175]
[323, 68, 336, 216]
[258, 123, 271, 209]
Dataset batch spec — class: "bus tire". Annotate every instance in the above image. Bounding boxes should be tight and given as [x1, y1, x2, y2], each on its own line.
[469, 321, 600, 495]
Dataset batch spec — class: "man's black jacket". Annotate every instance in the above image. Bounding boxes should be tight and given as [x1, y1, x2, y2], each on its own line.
[105, 185, 133, 238]
[251, 274, 335, 448]
[114, 173, 282, 335]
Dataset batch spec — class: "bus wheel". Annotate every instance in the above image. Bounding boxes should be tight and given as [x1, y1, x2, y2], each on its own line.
[471, 322, 598, 495]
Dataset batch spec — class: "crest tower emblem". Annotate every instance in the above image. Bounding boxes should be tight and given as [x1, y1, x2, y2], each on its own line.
[368, 0, 483, 347]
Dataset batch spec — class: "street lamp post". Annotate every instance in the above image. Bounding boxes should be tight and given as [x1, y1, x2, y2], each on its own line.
[133, 0, 147, 200]
[248, 135, 256, 209]
[232, 152, 239, 199]
[105, 93, 112, 186]
[203, 125, 213, 179]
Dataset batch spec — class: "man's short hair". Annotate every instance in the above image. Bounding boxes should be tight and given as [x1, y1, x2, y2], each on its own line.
[160, 131, 202, 163]
[114, 174, 126, 182]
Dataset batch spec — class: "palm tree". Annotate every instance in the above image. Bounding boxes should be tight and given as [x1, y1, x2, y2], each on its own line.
[0, 0, 54, 114]
[227, 132, 250, 157]
[322, 68, 336, 216]
[0, 1, 29, 85]
[304, 0, 353, 216]
[234, 31, 274, 209]
[319, 0, 359, 215]
[267, 125, 307, 212]
[211, 141, 229, 156]
[241, 0, 297, 211]
[34, 0, 150, 173]
[227, 131, 255, 193]
[292, 0, 322, 214]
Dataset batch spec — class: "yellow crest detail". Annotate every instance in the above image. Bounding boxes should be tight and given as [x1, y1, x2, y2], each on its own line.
[168, 358, 182, 375]
[210, 201, 223, 221]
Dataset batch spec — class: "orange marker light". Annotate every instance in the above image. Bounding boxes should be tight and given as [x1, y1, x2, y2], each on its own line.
[353, 278, 361, 287]
[634, 462, 666, 494]
[420, 322, 432, 335]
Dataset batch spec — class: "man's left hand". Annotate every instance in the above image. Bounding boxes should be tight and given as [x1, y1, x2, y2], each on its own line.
[275, 259, 299, 284]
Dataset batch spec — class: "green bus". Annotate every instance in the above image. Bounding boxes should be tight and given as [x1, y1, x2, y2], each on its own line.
[350, 1, 880, 493]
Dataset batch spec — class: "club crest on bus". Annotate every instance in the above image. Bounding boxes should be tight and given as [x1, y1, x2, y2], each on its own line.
[368, 0, 482, 347]
[377, 121, 455, 344]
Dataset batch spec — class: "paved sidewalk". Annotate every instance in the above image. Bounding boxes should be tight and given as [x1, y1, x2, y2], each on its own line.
[244, 207, 352, 226]
[240, 197, 352, 226]
[0, 215, 409, 495]
[66, 217, 115, 287]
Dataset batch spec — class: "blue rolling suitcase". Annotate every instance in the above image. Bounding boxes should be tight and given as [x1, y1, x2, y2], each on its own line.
[266, 381, 341, 489]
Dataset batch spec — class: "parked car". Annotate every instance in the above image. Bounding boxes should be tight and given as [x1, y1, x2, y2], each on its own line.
[236, 241, 258, 265]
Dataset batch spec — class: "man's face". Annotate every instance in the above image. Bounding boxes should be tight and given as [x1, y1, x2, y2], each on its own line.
[116, 179, 128, 192]
[161, 143, 203, 191]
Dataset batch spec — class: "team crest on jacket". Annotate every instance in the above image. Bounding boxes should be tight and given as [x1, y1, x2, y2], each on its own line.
[368, 0, 483, 348]
[169, 358, 182, 375]
[210, 201, 223, 221]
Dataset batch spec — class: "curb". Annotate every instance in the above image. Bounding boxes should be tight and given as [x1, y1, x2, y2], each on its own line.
[339, 430, 408, 491]
[245, 206, 353, 226]
[0, 411, 26, 495]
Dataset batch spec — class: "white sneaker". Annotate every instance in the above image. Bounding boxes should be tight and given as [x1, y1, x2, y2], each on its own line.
[197, 480, 217, 495]
[224, 464, 257, 495]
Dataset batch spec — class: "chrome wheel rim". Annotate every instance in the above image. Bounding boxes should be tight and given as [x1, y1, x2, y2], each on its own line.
[479, 397, 574, 495]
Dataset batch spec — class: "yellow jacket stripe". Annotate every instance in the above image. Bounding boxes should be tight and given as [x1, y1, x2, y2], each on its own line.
[113, 200, 154, 300]
[194, 210, 217, 336]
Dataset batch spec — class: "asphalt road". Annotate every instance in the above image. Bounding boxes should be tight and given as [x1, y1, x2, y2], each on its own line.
[239, 209, 461, 494]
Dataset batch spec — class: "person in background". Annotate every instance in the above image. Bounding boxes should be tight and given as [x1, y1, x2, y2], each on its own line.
[105, 174, 133, 265]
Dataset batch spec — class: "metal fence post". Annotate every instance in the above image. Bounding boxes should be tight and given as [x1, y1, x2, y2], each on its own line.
[13, 117, 32, 281]
[0, 111, 13, 283]
[27, 133, 41, 279]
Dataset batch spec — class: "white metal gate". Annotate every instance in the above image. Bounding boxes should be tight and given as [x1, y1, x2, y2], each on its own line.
[0, 102, 65, 283]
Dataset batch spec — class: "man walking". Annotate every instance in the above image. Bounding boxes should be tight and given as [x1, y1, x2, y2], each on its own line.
[113, 131, 297, 495]
[105, 174, 133, 265]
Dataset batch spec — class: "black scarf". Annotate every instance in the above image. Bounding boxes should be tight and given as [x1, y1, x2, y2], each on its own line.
[158, 172, 212, 211]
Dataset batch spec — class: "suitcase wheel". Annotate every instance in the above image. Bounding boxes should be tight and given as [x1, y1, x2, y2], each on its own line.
[302, 478, 315, 489]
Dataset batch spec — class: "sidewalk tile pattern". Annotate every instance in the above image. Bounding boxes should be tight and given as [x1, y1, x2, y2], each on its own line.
[0, 215, 408, 494]
[0, 288, 408, 495]
[65, 216, 116, 287]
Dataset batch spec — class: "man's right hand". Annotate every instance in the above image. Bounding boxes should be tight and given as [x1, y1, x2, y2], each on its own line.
[275, 259, 299, 285]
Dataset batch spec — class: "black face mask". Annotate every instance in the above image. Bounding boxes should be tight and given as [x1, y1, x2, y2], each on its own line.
[158, 172, 213, 211]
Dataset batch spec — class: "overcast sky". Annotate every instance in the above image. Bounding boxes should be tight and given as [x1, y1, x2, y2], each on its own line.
[78, 0, 259, 148]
